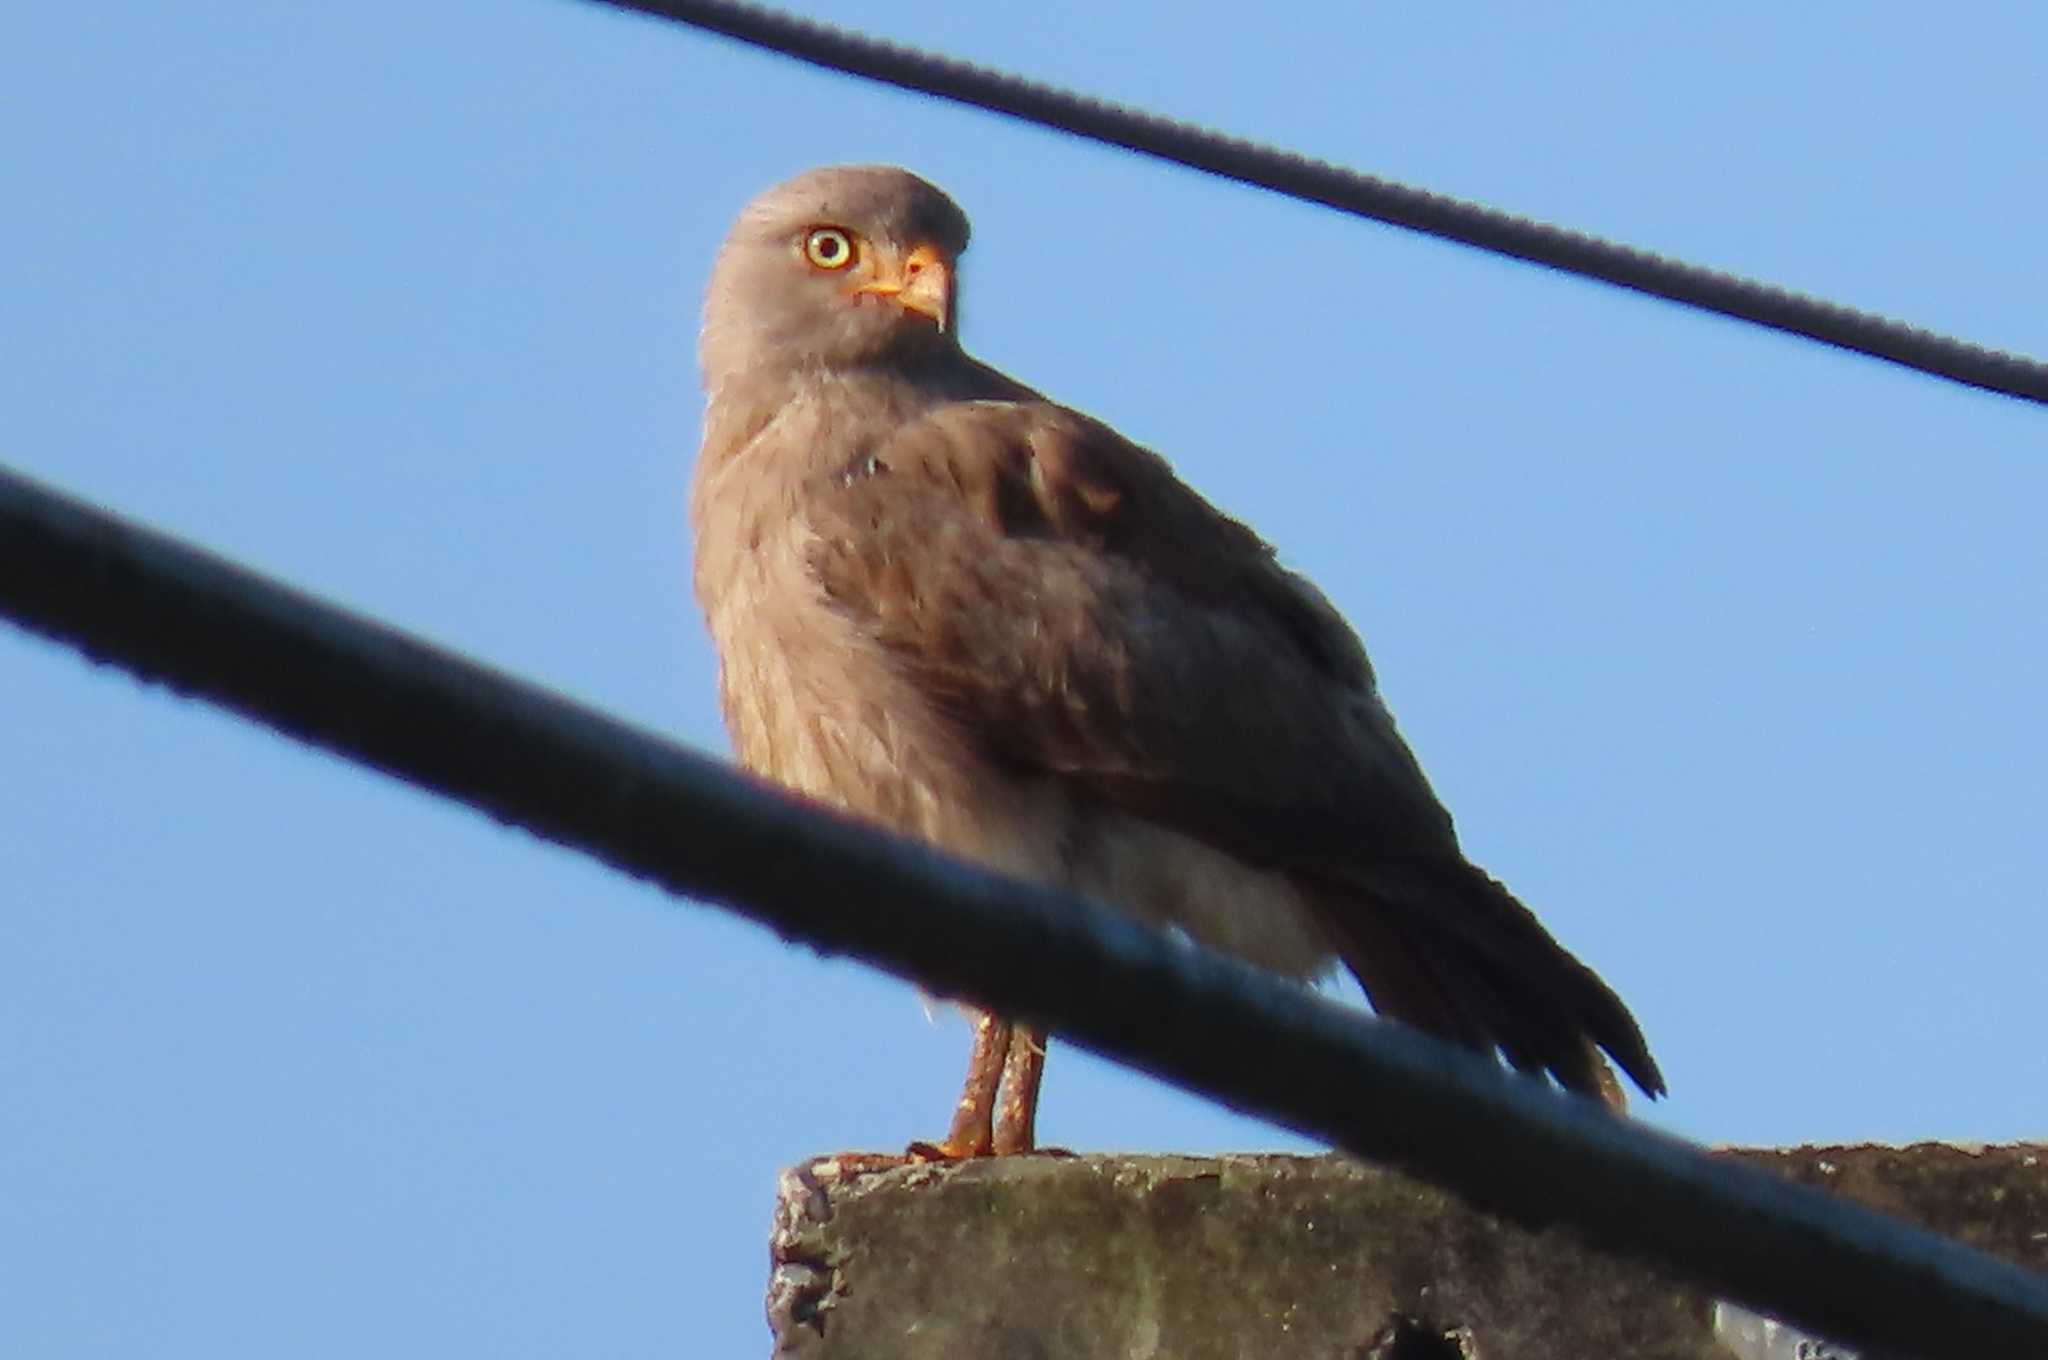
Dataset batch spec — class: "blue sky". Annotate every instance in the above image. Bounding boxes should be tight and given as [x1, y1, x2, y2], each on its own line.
[4, 2, 2044, 1354]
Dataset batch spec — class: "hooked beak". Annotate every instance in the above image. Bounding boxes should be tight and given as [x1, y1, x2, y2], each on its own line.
[851, 243, 951, 330]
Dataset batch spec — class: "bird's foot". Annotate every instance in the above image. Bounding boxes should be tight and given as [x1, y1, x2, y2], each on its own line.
[904, 1133, 993, 1162]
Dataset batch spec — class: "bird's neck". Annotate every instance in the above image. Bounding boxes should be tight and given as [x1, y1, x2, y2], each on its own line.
[700, 353, 982, 464]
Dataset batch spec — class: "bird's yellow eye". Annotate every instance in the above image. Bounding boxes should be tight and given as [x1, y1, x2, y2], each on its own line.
[803, 228, 855, 270]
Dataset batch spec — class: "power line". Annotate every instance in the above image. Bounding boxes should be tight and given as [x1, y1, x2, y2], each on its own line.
[592, 0, 2048, 408]
[6, 459, 2048, 1358]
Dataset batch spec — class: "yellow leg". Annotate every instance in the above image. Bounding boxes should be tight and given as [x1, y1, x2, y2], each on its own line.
[992, 1024, 1047, 1155]
[910, 1009, 1010, 1160]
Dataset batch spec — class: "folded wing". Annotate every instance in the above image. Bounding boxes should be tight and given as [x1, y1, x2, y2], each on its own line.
[805, 398, 1663, 1101]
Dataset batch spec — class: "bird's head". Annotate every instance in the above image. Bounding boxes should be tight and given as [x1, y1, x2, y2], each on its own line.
[700, 165, 971, 390]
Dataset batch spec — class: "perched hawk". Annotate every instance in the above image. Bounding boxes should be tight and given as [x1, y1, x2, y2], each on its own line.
[692, 165, 1662, 1155]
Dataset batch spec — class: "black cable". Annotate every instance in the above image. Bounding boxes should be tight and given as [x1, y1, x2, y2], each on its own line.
[591, 0, 2048, 407]
[7, 459, 2048, 1358]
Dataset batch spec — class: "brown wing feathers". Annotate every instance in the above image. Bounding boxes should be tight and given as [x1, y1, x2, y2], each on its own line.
[809, 399, 1662, 1102]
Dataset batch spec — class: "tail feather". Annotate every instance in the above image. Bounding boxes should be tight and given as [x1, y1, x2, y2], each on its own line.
[1316, 859, 1664, 1107]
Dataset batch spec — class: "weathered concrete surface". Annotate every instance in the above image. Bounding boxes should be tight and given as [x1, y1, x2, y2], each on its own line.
[765, 1144, 2047, 1359]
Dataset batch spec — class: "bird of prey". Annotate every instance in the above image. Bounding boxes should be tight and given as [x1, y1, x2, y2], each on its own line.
[692, 164, 1662, 1156]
